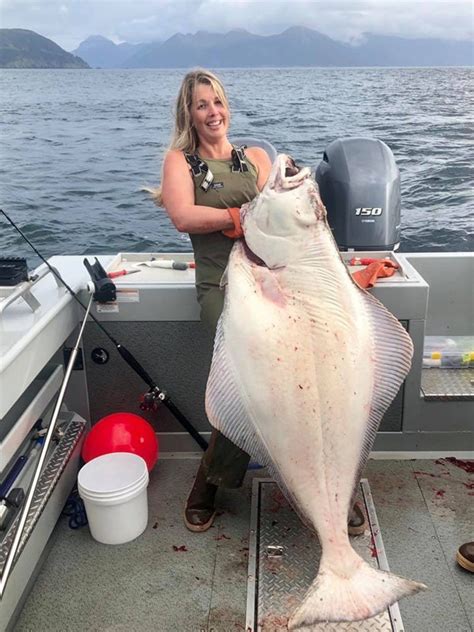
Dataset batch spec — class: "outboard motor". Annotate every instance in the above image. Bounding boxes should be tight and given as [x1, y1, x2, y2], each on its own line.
[315, 137, 401, 251]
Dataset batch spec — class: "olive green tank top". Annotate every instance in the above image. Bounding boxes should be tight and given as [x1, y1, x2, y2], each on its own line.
[188, 152, 259, 295]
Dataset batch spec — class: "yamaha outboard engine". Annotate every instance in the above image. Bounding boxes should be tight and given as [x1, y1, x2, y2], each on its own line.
[315, 137, 401, 251]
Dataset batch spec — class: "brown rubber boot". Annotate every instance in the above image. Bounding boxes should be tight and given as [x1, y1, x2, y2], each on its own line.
[348, 502, 368, 536]
[456, 542, 474, 572]
[184, 464, 218, 532]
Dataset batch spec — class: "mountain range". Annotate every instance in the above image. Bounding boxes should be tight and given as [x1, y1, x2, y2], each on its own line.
[0, 29, 89, 68]
[0, 27, 472, 69]
[72, 35, 146, 69]
[74, 26, 473, 68]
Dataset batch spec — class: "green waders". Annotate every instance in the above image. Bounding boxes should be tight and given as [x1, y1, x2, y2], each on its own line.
[198, 285, 250, 488]
[185, 148, 260, 489]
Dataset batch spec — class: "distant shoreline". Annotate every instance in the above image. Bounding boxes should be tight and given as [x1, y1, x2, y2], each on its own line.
[1, 65, 473, 70]
[3, 27, 471, 71]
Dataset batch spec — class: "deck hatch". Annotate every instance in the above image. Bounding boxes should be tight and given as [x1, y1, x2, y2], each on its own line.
[246, 478, 404, 632]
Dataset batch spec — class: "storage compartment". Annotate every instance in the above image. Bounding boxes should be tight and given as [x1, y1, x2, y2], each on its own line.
[423, 336, 474, 369]
[0, 365, 64, 472]
[406, 254, 474, 402]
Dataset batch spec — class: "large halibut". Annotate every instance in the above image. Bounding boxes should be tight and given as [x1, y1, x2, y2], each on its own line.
[206, 154, 426, 627]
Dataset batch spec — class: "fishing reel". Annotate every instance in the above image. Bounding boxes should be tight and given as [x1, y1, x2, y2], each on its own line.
[83, 257, 116, 302]
[139, 386, 166, 412]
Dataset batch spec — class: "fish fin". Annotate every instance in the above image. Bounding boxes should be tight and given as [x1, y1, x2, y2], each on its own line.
[206, 317, 318, 529]
[206, 319, 271, 468]
[288, 551, 426, 628]
[349, 289, 414, 506]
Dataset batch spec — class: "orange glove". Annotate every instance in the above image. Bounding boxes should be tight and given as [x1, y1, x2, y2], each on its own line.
[222, 207, 243, 239]
[352, 260, 397, 289]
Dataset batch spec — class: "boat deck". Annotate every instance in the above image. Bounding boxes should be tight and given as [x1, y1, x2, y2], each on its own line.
[14, 457, 474, 632]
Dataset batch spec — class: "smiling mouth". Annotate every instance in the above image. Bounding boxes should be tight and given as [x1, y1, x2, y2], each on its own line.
[207, 120, 223, 128]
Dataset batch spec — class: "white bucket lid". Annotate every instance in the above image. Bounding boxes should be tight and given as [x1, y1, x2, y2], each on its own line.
[78, 452, 148, 495]
[78, 471, 148, 501]
[78, 476, 148, 505]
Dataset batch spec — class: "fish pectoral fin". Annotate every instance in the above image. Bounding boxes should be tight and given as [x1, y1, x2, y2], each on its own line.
[205, 319, 271, 468]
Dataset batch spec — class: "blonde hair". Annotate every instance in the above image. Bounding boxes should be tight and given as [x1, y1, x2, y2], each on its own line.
[148, 68, 230, 206]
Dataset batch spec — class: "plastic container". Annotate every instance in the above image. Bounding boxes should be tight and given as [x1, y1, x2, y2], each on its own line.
[423, 336, 474, 369]
[77, 452, 149, 545]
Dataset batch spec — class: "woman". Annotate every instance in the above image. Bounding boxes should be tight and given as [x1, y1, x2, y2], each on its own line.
[156, 68, 367, 536]
[156, 68, 272, 532]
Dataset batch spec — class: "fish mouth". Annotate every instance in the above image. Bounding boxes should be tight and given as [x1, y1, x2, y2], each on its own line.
[239, 154, 315, 269]
[272, 154, 312, 191]
[284, 157, 301, 178]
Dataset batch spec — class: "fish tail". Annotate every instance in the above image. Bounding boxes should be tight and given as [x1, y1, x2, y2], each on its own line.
[288, 553, 426, 629]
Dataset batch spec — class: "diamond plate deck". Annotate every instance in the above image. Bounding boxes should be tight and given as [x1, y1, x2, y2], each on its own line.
[421, 367, 474, 400]
[246, 479, 403, 632]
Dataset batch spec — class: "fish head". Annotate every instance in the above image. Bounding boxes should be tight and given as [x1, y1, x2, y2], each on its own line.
[241, 154, 326, 269]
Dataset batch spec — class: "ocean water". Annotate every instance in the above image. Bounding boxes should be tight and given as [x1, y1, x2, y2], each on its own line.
[0, 67, 472, 267]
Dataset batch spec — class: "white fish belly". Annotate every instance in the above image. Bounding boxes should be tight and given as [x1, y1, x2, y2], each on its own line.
[208, 165, 424, 626]
[223, 244, 375, 539]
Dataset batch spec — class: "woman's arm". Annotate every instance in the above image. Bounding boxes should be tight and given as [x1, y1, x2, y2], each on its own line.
[246, 146, 273, 191]
[161, 150, 234, 234]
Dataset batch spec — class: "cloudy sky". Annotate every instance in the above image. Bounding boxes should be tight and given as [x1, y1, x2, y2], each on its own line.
[0, 0, 472, 51]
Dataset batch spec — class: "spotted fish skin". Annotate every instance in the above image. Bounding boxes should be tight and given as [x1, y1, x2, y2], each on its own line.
[206, 154, 426, 626]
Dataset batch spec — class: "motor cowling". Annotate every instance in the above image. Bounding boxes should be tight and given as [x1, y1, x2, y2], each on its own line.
[315, 137, 401, 251]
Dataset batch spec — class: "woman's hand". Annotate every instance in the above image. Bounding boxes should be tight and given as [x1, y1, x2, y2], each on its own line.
[222, 207, 243, 238]
[161, 150, 234, 234]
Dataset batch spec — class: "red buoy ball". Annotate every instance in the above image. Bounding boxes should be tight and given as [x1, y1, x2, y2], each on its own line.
[82, 412, 159, 471]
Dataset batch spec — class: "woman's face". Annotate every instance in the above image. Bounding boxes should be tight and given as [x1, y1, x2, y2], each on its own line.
[191, 83, 229, 144]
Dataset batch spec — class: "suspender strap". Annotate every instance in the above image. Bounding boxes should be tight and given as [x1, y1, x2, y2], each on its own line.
[184, 153, 214, 192]
[231, 145, 249, 173]
[184, 145, 249, 192]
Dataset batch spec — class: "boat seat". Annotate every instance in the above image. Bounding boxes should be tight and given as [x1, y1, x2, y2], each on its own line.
[231, 137, 278, 163]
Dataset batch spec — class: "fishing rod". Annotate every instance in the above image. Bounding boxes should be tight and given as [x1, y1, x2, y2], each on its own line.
[0, 208, 208, 451]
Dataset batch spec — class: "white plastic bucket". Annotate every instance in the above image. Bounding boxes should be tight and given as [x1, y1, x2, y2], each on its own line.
[77, 452, 149, 545]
